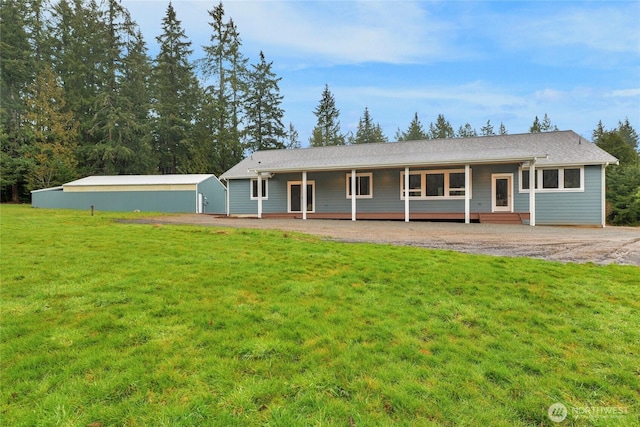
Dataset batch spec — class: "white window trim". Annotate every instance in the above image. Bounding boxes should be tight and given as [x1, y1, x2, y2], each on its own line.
[518, 166, 584, 193]
[346, 172, 373, 199]
[250, 178, 268, 200]
[400, 169, 472, 200]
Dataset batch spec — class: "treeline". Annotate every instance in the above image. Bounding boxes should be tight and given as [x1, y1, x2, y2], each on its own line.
[1, 0, 290, 202]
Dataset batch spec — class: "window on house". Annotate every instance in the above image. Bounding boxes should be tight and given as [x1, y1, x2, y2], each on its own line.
[564, 168, 580, 189]
[521, 169, 530, 190]
[542, 169, 559, 189]
[426, 173, 445, 197]
[449, 172, 466, 197]
[346, 173, 373, 198]
[401, 169, 470, 199]
[250, 178, 268, 199]
[519, 166, 583, 192]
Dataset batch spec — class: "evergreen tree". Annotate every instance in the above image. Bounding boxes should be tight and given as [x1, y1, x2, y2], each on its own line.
[286, 123, 301, 149]
[530, 116, 542, 133]
[309, 84, 345, 146]
[88, 0, 149, 174]
[354, 107, 387, 144]
[395, 112, 428, 141]
[152, 2, 200, 173]
[429, 114, 454, 139]
[480, 120, 495, 136]
[49, 0, 108, 174]
[498, 122, 508, 135]
[457, 123, 477, 138]
[23, 65, 78, 189]
[531, 113, 558, 133]
[200, 2, 247, 173]
[595, 121, 640, 226]
[118, 29, 155, 174]
[540, 113, 558, 132]
[592, 120, 606, 142]
[597, 131, 639, 166]
[0, 0, 35, 201]
[245, 51, 286, 152]
[617, 118, 639, 151]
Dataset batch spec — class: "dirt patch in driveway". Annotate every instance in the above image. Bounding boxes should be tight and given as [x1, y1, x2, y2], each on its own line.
[125, 215, 640, 266]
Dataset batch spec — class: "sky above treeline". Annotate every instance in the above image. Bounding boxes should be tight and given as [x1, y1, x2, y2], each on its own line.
[121, 0, 640, 145]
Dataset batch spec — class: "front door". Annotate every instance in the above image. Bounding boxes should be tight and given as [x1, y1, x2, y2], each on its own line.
[492, 174, 513, 212]
[288, 181, 315, 213]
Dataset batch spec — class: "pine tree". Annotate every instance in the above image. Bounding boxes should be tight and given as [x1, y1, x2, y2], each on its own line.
[617, 118, 639, 151]
[23, 65, 78, 189]
[245, 51, 286, 152]
[395, 112, 428, 141]
[201, 2, 247, 173]
[530, 116, 542, 133]
[152, 2, 200, 173]
[354, 107, 387, 144]
[429, 114, 454, 139]
[540, 113, 558, 132]
[0, 0, 35, 201]
[498, 122, 508, 135]
[88, 0, 149, 174]
[592, 120, 606, 142]
[457, 123, 477, 138]
[309, 84, 345, 146]
[480, 120, 495, 136]
[286, 123, 301, 149]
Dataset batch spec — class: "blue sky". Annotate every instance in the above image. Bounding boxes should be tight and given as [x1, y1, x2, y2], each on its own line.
[122, 0, 640, 146]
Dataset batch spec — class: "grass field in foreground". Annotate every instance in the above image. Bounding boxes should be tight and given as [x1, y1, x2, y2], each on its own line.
[1, 205, 638, 426]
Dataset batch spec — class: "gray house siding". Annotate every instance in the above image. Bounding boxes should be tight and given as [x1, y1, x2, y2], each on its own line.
[226, 163, 605, 224]
[516, 165, 603, 225]
[229, 165, 524, 216]
[196, 176, 227, 214]
[32, 189, 196, 213]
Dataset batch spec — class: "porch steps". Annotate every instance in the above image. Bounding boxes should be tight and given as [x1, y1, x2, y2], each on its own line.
[478, 213, 525, 225]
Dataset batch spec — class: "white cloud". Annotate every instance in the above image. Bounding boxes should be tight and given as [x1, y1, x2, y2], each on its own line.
[223, 1, 455, 65]
[610, 88, 640, 97]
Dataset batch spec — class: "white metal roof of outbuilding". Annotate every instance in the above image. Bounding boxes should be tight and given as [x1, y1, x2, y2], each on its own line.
[63, 174, 216, 187]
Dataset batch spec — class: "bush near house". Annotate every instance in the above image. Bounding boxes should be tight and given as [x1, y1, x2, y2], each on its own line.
[1, 206, 638, 426]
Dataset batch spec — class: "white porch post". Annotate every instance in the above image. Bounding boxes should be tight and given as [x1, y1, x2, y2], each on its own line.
[257, 173, 263, 219]
[464, 164, 470, 224]
[601, 163, 608, 228]
[529, 160, 536, 226]
[404, 167, 410, 222]
[302, 171, 307, 220]
[351, 169, 357, 221]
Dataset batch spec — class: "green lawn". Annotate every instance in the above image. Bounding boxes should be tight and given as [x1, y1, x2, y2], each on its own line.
[1, 205, 638, 426]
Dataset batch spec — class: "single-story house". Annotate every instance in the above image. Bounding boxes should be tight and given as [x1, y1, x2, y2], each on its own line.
[219, 131, 618, 226]
[31, 174, 227, 214]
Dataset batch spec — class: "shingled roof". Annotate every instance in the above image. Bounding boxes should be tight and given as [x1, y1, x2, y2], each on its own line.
[220, 131, 618, 179]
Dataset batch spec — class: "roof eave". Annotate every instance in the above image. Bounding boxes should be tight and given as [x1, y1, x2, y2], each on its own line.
[247, 154, 550, 175]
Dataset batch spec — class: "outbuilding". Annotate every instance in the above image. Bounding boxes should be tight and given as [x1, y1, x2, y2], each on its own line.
[32, 174, 226, 214]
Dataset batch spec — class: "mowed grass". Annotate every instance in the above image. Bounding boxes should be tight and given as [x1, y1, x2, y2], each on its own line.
[1, 205, 638, 426]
